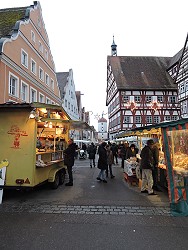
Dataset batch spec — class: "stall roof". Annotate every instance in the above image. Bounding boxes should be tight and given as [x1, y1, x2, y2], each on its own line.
[0, 102, 95, 131]
[117, 117, 188, 138]
[0, 102, 71, 120]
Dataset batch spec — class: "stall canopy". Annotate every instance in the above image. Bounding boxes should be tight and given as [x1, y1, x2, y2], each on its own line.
[116, 118, 188, 216]
[0, 102, 94, 132]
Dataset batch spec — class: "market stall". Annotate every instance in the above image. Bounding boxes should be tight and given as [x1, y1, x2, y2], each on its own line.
[161, 118, 188, 216]
[117, 118, 188, 216]
[0, 102, 71, 190]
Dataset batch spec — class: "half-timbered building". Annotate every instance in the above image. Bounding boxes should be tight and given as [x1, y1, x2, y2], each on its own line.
[107, 38, 181, 139]
[174, 33, 188, 117]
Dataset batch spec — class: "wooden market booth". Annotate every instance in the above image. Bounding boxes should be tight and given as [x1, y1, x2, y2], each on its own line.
[118, 118, 188, 216]
[0, 102, 93, 191]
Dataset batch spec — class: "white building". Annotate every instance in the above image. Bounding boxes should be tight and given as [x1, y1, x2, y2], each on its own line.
[56, 69, 80, 140]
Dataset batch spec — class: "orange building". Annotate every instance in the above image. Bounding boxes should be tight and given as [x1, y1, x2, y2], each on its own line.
[0, 1, 61, 105]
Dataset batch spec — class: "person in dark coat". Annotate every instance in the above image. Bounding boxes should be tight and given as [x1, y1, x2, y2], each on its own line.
[120, 142, 129, 168]
[140, 139, 157, 195]
[152, 142, 161, 191]
[111, 143, 118, 164]
[126, 143, 138, 159]
[96, 142, 108, 183]
[63, 138, 76, 186]
[87, 142, 97, 168]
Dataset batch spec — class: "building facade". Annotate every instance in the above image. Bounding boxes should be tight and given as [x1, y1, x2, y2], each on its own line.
[107, 38, 181, 139]
[175, 33, 188, 117]
[0, 1, 61, 105]
[56, 69, 80, 140]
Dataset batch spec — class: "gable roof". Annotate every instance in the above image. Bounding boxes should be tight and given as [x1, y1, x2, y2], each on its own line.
[0, 2, 34, 38]
[56, 72, 69, 98]
[0, 6, 29, 39]
[167, 48, 183, 70]
[108, 56, 177, 90]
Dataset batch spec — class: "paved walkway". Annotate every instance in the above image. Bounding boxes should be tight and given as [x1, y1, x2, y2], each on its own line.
[0, 203, 171, 216]
[0, 158, 171, 216]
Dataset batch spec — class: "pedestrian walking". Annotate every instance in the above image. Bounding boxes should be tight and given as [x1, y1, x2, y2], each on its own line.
[106, 144, 115, 178]
[63, 138, 77, 186]
[96, 142, 108, 183]
[140, 139, 157, 195]
[87, 142, 97, 168]
[111, 142, 119, 164]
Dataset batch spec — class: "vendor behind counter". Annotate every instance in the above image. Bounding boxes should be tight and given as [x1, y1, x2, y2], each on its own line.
[126, 144, 139, 160]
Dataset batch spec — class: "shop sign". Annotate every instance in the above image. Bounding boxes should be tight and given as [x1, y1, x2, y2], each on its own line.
[7, 125, 28, 149]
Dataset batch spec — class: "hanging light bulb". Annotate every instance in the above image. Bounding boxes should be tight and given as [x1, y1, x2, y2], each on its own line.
[29, 110, 36, 119]
[49, 122, 53, 128]
[44, 121, 48, 127]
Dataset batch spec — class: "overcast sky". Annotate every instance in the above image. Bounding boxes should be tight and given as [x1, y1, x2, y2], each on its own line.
[1, 0, 188, 130]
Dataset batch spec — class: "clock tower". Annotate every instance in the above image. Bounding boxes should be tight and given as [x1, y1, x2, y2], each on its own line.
[111, 35, 117, 56]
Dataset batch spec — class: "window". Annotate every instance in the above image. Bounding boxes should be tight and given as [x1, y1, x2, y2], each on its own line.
[38, 17, 41, 28]
[9, 73, 18, 97]
[153, 116, 160, 124]
[31, 31, 35, 43]
[31, 59, 36, 75]
[157, 96, 163, 102]
[39, 67, 44, 81]
[45, 49, 48, 60]
[30, 88, 37, 102]
[50, 79, 54, 90]
[165, 116, 171, 121]
[172, 116, 178, 121]
[46, 98, 51, 104]
[146, 116, 152, 123]
[65, 99, 67, 107]
[135, 96, 141, 102]
[71, 104, 73, 112]
[39, 93, 45, 103]
[21, 81, 28, 102]
[169, 96, 176, 103]
[135, 116, 141, 123]
[146, 96, 152, 102]
[39, 41, 43, 53]
[45, 73, 49, 86]
[124, 116, 130, 123]
[123, 96, 129, 102]
[68, 102, 70, 109]
[21, 49, 28, 68]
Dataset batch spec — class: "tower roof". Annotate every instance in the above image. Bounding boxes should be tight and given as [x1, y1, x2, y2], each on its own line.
[111, 35, 117, 56]
[98, 117, 107, 122]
